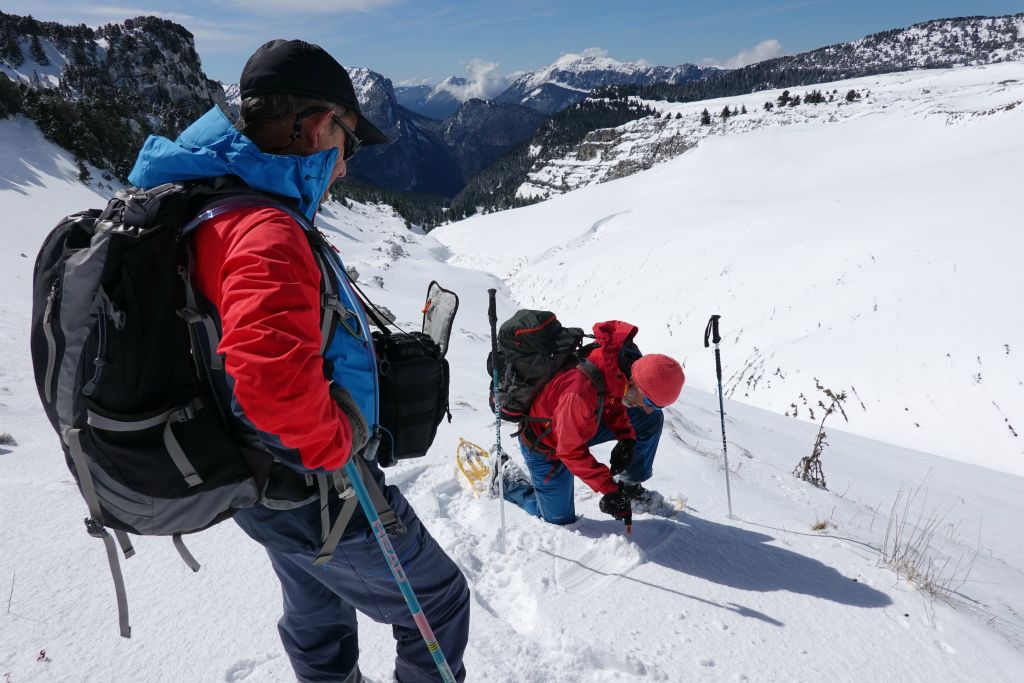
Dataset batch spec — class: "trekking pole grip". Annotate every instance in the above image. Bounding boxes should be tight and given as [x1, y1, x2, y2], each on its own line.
[703, 314, 721, 348]
[487, 289, 500, 363]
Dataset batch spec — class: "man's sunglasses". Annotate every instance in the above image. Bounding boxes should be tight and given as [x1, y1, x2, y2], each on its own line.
[330, 113, 362, 161]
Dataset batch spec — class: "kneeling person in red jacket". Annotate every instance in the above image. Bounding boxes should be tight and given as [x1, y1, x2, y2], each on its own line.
[498, 321, 685, 524]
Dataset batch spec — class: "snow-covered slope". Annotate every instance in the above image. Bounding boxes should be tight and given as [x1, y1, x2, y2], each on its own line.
[805, 14, 1024, 71]
[438, 63, 1024, 478]
[2, 107, 1023, 682]
[518, 63, 1024, 199]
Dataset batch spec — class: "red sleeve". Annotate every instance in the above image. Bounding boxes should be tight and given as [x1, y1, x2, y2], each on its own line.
[199, 207, 353, 471]
[552, 393, 618, 495]
[604, 397, 636, 442]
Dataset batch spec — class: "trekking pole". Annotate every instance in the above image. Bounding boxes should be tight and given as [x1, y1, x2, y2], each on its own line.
[344, 457, 457, 683]
[704, 314, 734, 519]
[487, 288, 507, 553]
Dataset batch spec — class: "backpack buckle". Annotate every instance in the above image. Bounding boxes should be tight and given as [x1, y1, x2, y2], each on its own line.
[384, 519, 407, 538]
[84, 517, 108, 539]
[173, 402, 199, 423]
[176, 307, 204, 324]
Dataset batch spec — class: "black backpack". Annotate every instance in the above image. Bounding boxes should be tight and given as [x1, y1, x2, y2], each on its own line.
[30, 184, 268, 637]
[487, 310, 603, 430]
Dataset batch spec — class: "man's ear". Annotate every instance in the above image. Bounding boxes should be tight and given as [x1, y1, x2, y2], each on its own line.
[301, 109, 335, 149]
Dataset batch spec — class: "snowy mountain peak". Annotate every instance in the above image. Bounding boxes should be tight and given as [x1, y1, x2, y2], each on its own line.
[496, 51, 721, 114]
[547, 49, 640, 75]
[221, 82, 241, 107]
[348, 66, 396, 103]
[518, 50, 711, 91]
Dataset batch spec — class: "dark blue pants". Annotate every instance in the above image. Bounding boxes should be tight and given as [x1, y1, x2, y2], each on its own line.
[503, 406, 664, 524]
[234, 469, 470, 682]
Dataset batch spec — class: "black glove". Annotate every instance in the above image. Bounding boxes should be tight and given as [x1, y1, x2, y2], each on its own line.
[599, 484, 631, 520]
[609, 439, 636, 476]
[330, 384, 369, 457]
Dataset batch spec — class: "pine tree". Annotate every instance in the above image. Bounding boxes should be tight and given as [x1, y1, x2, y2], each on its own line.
[29, 34, 49, 66]
[1, 30, 24, 67]
[763, 101, 774, 111]
[700, 108, 711, 125]
[804, 89, 825, 104]
[741, 104, 747, 114]
[720, 105, 731, 121]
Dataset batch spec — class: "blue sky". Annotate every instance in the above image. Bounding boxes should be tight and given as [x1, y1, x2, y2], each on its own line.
[6, 1, 1023, 87]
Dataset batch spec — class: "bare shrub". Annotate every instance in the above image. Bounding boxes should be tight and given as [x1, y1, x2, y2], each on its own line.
[793, 380, 848, 489]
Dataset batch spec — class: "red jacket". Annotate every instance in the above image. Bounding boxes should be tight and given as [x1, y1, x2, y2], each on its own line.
[191, 206, 355, 471]
[525, 321, 638, 495]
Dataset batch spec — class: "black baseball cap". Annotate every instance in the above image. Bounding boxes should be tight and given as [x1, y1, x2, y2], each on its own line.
[240, 39, 389, 146]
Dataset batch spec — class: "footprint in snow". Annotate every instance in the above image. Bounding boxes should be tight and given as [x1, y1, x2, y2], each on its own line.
[225, 660, 256, 681]
[225, 654, 280, 681]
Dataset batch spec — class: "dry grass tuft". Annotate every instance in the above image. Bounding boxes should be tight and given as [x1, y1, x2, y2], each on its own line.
[881, 484, 978, 599]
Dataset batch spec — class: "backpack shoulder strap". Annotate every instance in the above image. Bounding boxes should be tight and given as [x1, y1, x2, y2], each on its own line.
[520, 360, 607, 455]
[575, 360, 606, 426]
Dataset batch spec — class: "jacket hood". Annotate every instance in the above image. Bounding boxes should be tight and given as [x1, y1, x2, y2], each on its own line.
[592, 321, 638, 354]
[127, 106, 338, 220]
[590, 320, 639, 393]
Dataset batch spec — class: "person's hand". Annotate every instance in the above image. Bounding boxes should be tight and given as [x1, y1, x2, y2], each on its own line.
[599, 485, 631, 520]
[609, 439, 636, 476]
[330, 384, 369, 458]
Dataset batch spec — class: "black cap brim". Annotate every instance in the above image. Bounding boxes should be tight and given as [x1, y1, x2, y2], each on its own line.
[355, 115, 390, 146]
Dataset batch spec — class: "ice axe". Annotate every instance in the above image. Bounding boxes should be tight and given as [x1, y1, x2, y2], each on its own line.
[704, 314, 734, 519]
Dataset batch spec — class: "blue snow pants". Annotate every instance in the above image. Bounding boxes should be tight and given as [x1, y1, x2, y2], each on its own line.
[502, 406, 664, 524]
[233, 465, 470, 682]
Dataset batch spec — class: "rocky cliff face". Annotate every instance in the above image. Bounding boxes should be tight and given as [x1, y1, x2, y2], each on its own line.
[346, 68, 546, 197]
[0, 12, 226, 177]
[439, 98, 547, 179]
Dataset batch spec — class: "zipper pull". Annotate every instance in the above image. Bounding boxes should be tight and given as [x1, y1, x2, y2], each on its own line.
[44, 282, 59, 323]
[96, 288, 126, 329]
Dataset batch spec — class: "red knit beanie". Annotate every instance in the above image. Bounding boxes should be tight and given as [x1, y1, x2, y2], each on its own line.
[631, 354, 685, 407]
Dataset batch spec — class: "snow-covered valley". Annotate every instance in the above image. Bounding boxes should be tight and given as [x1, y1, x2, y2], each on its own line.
[1, 62, 1023, 682]
[441, 63, 1024, 479]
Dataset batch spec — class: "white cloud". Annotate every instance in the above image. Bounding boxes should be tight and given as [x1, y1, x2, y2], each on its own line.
[578, 47, 609, 59]
[703, 39, 784, 69]
[435, 58, 509, 101]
